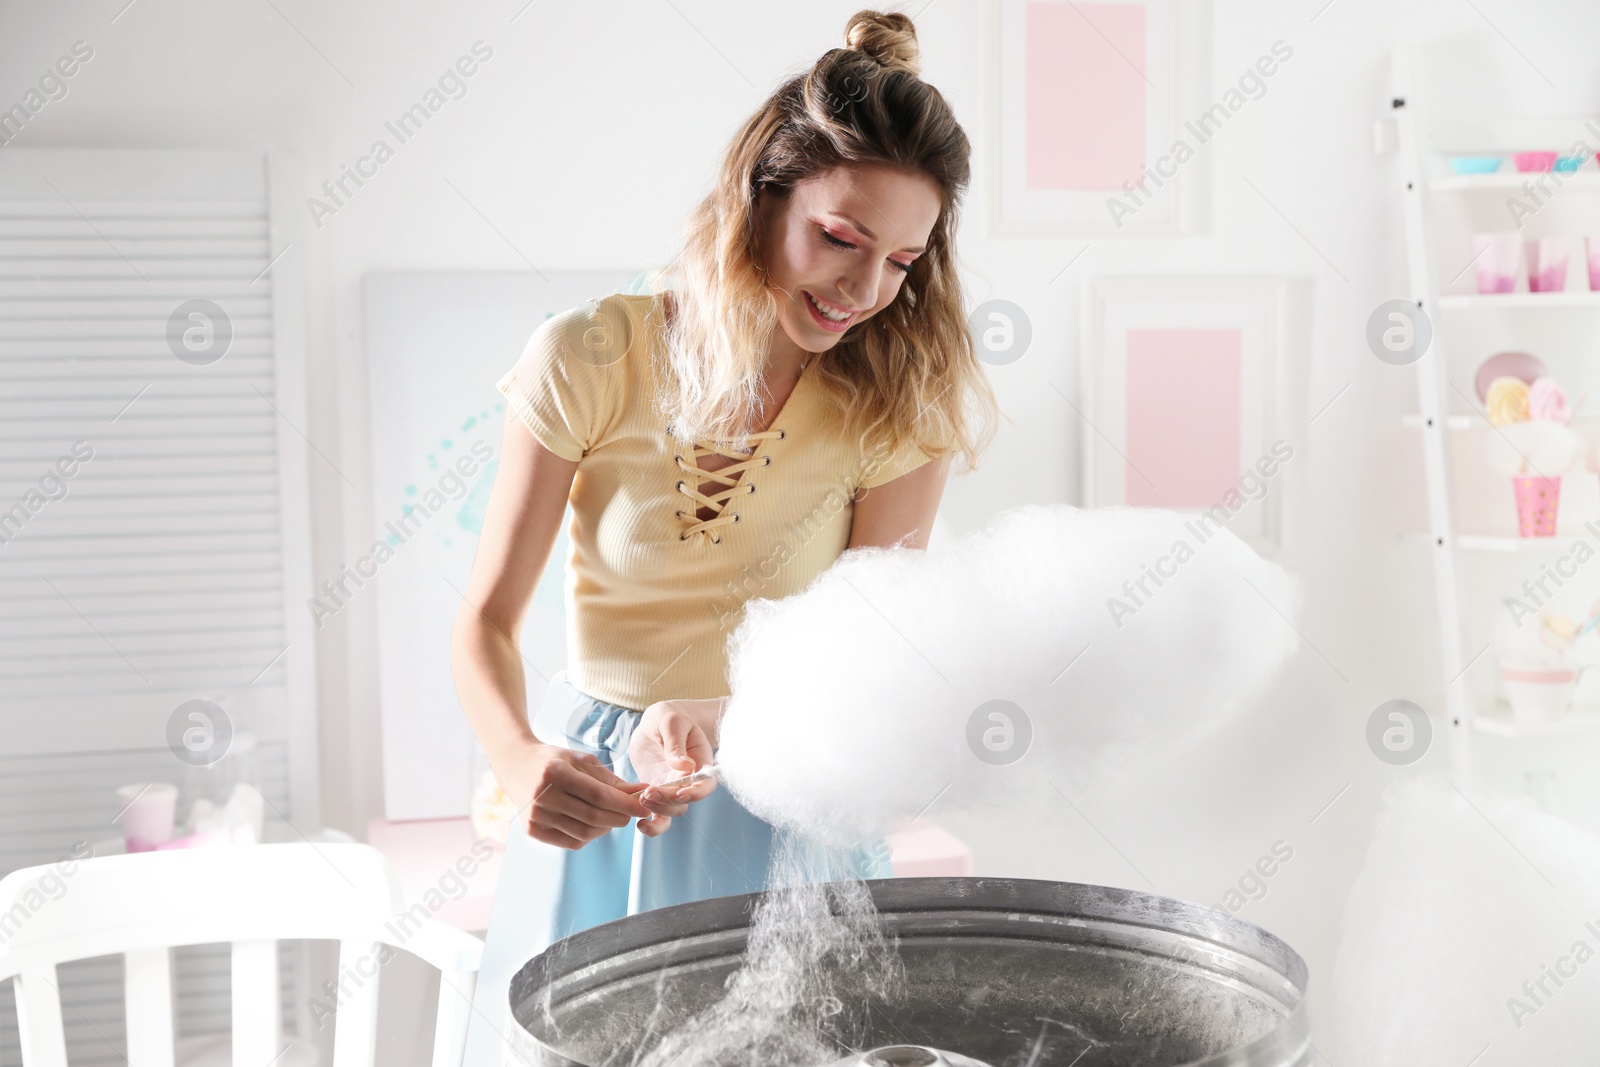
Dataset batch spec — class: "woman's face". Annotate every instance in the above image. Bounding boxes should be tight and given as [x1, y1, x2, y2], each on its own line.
[757, 162, 943, 357]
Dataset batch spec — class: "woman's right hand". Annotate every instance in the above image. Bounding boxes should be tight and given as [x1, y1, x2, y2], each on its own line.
[627, 698, 723, 836]
[497, 738, 652, 850]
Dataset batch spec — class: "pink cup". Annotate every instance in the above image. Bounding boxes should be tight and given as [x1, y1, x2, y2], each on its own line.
[1473, 233, 1521, 294]
[1514, 152, 1559, 172]
[1500, 662, 1592, 721]
[1513, 475, 1560, 536]
[1527, 238, 1571, 293]
[115, 782, 178, 852]
[1587, 236, 1600, 291]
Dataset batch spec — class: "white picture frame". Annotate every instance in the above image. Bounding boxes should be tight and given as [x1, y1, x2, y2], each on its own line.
[982, 0, 1210, 238]
[1080, 278, 1301, 554]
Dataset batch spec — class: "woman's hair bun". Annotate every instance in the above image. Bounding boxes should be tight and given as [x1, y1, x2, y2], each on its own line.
[844, 10, 920, 77]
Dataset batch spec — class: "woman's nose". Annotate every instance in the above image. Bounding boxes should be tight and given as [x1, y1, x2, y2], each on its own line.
[838, 267, 880, 311]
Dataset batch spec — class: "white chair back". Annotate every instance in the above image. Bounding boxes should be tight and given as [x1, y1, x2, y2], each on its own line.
[0, 843, 482, 1067]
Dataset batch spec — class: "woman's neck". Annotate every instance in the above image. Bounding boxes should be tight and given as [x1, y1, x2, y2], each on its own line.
[662, 287, 812, 373]
[762, 307, 814, 378]
[662, 288, 813, 429]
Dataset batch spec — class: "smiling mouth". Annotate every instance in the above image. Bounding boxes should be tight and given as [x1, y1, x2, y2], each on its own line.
[803, 290, 857, 327]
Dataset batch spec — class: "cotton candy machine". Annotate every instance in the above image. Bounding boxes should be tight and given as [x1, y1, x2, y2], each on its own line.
[508, 877, 1312, 1067]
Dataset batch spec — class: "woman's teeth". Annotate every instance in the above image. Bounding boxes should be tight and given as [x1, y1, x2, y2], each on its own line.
[806, 291, 852, 322]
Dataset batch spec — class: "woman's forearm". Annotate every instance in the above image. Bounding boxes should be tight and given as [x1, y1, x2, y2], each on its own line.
[451, 600, 653, 847]
[451, 603, 543, 775]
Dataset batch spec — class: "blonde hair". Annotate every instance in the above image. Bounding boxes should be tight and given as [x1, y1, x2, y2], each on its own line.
[647, 9, 999, 474]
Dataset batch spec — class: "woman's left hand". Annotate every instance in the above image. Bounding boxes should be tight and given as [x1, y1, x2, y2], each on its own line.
[629, 697, 722, 837]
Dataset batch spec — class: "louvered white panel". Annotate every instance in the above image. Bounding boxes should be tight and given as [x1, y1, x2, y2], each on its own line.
[0, 150, 321, 1062]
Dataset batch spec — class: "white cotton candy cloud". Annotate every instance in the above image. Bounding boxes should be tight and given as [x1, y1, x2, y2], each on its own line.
[1333, 777, 1600, 1066]
[715, 504, 1303, 847]
[1485, 419, 1582, 478]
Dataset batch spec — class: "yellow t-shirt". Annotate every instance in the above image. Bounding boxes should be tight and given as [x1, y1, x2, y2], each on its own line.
[496, 290, 933, 711]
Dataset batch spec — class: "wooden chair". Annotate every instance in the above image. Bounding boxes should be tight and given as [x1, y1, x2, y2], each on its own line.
[0, 843, 483, 1067]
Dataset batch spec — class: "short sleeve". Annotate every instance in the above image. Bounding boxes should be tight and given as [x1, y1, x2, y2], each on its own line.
[495, 297, 631, 462]
[857, 437, 937, 490]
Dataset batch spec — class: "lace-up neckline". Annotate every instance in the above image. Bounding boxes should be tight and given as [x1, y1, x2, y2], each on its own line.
[671, 358, 809, 545]
[673, 429, 784, 543]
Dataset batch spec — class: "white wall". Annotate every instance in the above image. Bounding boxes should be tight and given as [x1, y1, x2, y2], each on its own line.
[7, 0, 1600, 1057]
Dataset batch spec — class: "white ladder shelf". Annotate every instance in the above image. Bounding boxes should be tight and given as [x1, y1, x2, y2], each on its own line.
[1391, 48, 1600, 790]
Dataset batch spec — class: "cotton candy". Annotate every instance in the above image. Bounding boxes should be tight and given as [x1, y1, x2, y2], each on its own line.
[1332, 777, 1600, 1066]
[1484, 418, 1582, 478]
[716, 504, 1303, 847]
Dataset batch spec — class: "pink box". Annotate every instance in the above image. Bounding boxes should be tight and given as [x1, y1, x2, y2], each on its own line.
[887, 819, 975, 877]
[367, 817, 503, 931]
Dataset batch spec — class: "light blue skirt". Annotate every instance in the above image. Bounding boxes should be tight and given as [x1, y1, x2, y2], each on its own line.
[463, 670, 892, 1064]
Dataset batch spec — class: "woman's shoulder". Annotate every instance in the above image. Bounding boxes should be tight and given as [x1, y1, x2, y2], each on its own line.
[499, 292, 662, 460]
[534, 291, 658, 370]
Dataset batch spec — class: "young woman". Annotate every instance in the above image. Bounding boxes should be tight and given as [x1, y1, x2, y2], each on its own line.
[453, 8, 997, 1038]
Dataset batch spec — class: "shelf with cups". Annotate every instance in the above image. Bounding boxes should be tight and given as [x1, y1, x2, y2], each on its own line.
[1399, 410, 1597, 551]
[1400, 413, 1600, 430]
[1437, 157, 1598, 300]
[1391, 82, 1600, 785]
[1448, 233, 1598, 304]
[1459, 533, 1582, 553]
[1473, 701, 1600, 738]
[1429, 172, 1600, 193]
[1437, 292, 1600, 311]
[1404, 531, 1584, 553]
[1477, 640, 1600, 739]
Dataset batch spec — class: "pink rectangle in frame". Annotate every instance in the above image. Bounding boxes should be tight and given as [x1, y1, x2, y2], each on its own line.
[1124, 328, 1242, 508]
[1025, 1, 1147, 190]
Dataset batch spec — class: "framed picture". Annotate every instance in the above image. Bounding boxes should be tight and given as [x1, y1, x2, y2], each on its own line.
[982, 0, 1209, 238]
[1080, 278, 1300, 553]
[362, 270, 646, 820]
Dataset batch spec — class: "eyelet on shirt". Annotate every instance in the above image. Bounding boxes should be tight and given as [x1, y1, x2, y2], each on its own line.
[676, 480, 686, 493]
[711, 536, 722, 545]
[762, 456, 772, 467]
[776, 428, 787, 441]
[732, 513, 741, 523]
[746, 484, 756, 494]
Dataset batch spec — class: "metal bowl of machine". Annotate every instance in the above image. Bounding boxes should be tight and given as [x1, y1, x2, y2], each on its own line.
[509, 877, 1312, 1067]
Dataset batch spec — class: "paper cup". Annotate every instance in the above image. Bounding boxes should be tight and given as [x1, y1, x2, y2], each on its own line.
[1501, 662, 1575, 721]
[1512, 475, 1560, 536]
[1473, 233, 1521, 294]
[1527, 238, 1572, 293]
[1586, 236, 1600, 291]
[115, 782, 178, 852]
